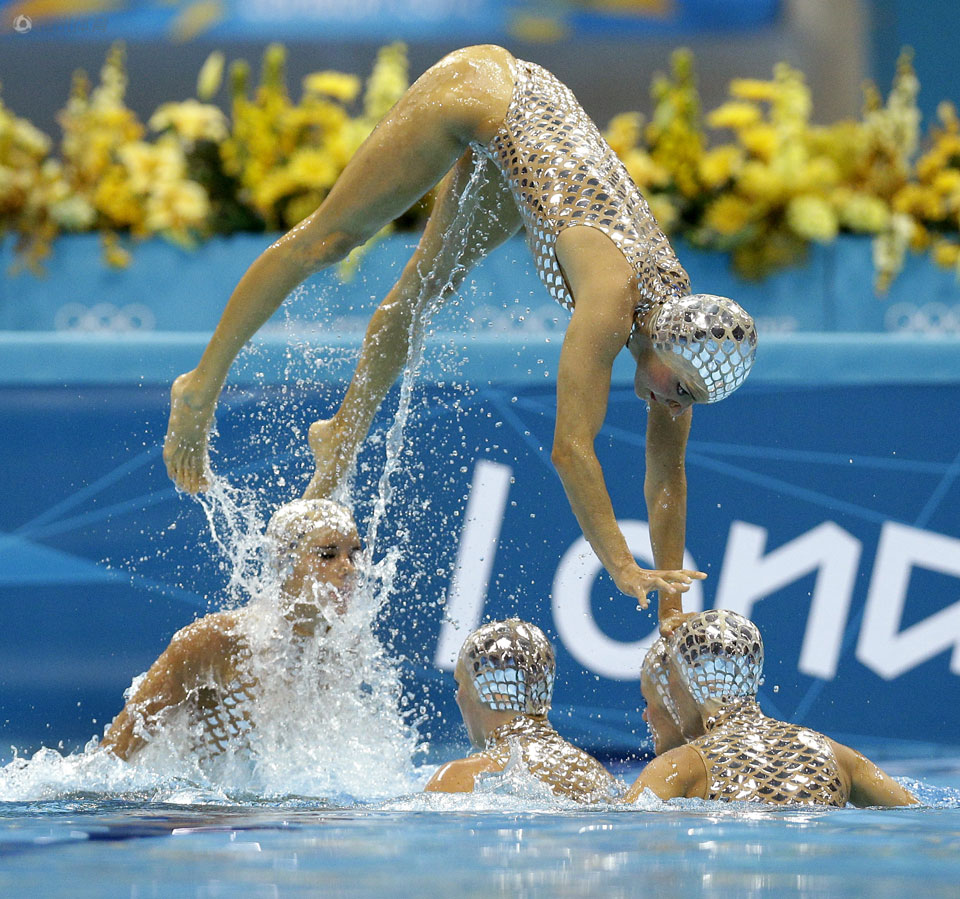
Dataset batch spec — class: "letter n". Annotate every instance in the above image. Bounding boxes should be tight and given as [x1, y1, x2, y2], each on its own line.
[857, 521, 960, 679]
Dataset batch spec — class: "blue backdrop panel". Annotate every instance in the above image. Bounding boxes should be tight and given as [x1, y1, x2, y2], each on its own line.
[1, 368, 959, 758]
[0, 0, 781, 43]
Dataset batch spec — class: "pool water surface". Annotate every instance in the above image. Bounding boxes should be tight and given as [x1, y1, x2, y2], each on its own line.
[2, 760, 958, 898]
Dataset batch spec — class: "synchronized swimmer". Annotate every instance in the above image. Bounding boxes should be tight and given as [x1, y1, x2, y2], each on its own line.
[162, 44, 757, 622]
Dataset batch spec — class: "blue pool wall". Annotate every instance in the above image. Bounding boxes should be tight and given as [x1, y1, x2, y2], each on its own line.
[2, 233, 960, 759]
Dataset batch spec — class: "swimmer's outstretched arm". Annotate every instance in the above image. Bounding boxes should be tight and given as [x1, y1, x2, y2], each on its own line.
[424, 755, 503, 793]
[828, 740, 919, 807]
[551, 285, 704, 610]
[645, 402, 697, 632]
[624, 745, 707, 802]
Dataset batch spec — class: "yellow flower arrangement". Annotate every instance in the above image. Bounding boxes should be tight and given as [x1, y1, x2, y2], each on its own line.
[3, 41, 960, 295]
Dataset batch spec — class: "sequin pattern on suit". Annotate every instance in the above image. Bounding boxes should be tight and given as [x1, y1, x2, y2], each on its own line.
[691, 699, 848, 807]
[473, 59, 691, 323]
[478, 715, 619, 803]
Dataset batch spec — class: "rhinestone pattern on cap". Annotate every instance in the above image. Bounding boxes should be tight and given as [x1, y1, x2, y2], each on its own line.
[474, 60, 691, 318]
[480, 715, 619, 803]
[692, 699, 848, 807]
[668, 610, 764, 707]
[641, 637, 682, 730]
[651, 294, 758, 403]
[458, 619, 555, 715]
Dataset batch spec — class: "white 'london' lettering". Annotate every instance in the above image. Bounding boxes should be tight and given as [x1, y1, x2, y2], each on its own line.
[714, 521, 862, 679]
[434, 459, 513, 670]
[857, 521, 960, 679]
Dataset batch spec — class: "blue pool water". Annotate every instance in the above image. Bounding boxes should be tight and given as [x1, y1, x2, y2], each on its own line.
[1, 759, 958, 898]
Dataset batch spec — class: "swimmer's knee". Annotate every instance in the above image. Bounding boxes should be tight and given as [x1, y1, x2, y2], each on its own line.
[290, 227, 367, 274]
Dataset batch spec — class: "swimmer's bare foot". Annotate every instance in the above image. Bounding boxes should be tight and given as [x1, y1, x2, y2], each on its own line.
[304, 417, 355, 499]
[163, 372, 216, 493]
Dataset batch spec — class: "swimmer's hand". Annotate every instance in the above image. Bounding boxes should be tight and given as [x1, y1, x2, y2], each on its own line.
[613, 563, 706, 611]
[163, 371, 215, 494]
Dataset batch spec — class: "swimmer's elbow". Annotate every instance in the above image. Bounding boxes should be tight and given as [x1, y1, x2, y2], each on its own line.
[551, 437, 590, 475]
[424, 760, 478, 794]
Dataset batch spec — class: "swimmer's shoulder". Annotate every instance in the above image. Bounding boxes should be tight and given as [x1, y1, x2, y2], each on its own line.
[164, 609, 245, 675]
[424, 752, 504, 794]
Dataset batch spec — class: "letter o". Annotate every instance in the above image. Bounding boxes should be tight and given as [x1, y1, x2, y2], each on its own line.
[551, 520, 703, 680]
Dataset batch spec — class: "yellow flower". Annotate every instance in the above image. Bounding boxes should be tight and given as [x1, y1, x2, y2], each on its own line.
[605, 112, 644, 158]
[706, 101, 761, 131]
[729, 78, 780, 103]
[145, 180, 209, 237]
[149, 100, 228, 144]
[11, 118, 51, 157]
[698, 145, 743, 189]
[738, 161, 785, 202]
[94, 165, 144, 229]
[893, 183, 945, 221]
[786, 194, 838, 242]
[933, 169, 960, 195]
[197, 51, 225, 101]
[932, 239, 960, 268]
[119, 139, 186, 194]
[837, 192, 890, 233]
[739, 124, 778, 161]
[622, 148, 670, 190]
[303, 71, 362, 103]
[50, 195, 97, 230]
[704, 194, 754, 236]
[102, 233, 132, 269]
[285, 148, 341, 190]
[647, 193, 679, 232]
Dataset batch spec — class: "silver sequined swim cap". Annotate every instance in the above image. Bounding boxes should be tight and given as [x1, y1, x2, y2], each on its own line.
[641, 637, 682, 729]
[667, 610, 764, 707]
[457, 619, 555, 715]
[651, 294, 758, 403]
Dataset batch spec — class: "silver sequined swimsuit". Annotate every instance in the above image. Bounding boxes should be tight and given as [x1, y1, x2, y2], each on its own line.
[691, 699, 847, 807]
[478, 715, 618, 803]
[474, 59, 691, 323]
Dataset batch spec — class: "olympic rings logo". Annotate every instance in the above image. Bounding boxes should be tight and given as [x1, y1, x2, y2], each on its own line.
[54, 303, 157, 332]
[884, 302, 960, 334]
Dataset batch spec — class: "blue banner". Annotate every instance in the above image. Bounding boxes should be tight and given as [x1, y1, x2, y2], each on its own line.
[1, 367, 959, 757]
[0, 0, 781, 43]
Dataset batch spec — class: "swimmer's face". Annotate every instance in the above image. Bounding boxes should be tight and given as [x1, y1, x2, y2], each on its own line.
[281, 521, 362, 613]
[631, 342, 697, 419]
[454, 660, 487, 748]
[641, 670, 685, 755]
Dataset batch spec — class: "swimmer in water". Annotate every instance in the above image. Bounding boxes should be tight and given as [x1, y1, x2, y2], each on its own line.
[626, 610, 918, 807]
[101, 499, 361, 761]
[424, 618, 618, 802]
[163, 45, 757, 621]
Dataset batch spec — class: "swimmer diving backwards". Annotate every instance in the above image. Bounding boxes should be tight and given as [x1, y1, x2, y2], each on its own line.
[163, 45, 757, 619]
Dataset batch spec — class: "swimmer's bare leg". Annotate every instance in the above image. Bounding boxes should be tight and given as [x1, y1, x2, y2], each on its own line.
[163, 45, 516, 493]
[304, 149, 522, 498]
